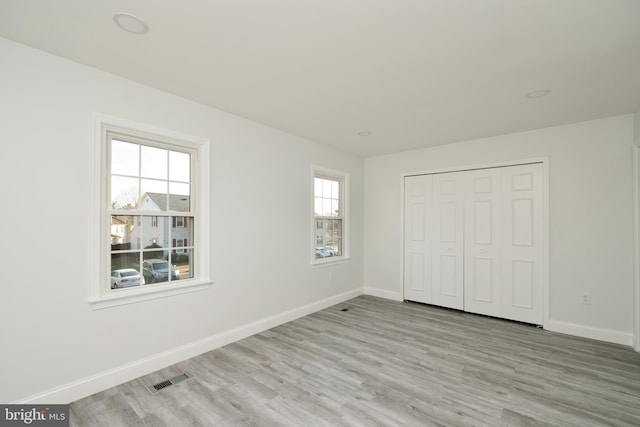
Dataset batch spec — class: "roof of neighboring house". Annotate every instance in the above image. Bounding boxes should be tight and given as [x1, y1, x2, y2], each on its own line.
[140, 193, 190, 212]
[110, 215, 129, 225]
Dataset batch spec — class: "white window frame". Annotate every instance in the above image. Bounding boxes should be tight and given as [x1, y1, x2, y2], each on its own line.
[311, 166, 350, 266]
[89, 114, 212, 309]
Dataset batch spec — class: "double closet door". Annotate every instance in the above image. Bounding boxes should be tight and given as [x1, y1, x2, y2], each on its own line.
[403, 163, 543, 325]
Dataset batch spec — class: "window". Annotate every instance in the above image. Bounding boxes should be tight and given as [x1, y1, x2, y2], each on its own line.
[174, 238, 187, 254]
[90, 114, 211, 309]
[312, 167, 349, 264]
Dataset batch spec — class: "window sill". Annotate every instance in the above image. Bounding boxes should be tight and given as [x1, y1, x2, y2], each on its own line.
[311, 256, 352, 268]
[89, 279, 213, 310]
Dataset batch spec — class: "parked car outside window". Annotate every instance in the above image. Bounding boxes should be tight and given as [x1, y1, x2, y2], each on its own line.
[315, 246, 339, 258]
[142, 259, 180, 283]
[111, 268, 145, 289]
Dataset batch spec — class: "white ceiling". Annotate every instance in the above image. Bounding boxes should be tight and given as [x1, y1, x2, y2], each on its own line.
[1, 0, 639, 157]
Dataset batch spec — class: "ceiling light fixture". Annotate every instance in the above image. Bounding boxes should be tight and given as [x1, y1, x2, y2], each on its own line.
[358, 131, 373, 136]
[525, 89, 550, 99]
[113, 13, 149, 35]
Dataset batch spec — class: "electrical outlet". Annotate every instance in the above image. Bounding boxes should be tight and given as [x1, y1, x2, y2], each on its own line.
[580, 294, 591, 305]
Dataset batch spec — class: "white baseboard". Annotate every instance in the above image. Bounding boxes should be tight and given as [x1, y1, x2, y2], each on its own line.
[546, 320, 633, 347]
[363, 286, 403, 302]
[14, 287, 364, 404]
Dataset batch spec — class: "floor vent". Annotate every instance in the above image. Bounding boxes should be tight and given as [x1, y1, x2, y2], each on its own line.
[148, 372, 191, 394]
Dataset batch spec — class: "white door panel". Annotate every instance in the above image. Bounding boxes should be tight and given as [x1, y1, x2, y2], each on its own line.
[500, 164, 544, 324]
[464, 169, 501, 317]
[432, 173, 464, 309]
[403, 175, 433, 304]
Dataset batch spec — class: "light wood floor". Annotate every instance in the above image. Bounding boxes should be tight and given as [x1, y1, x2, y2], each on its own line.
[70, 296, 640, 426]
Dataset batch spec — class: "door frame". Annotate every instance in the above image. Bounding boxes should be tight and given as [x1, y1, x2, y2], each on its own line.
[401, 157, 550, 328]
[633, 146, 640, 352]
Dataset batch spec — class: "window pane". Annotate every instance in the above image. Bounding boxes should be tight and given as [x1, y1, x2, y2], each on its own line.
[110, 251, 139, 271]
[170, 216, 194, 248]
[110, 214, 143, 290]
[141, 216, 169, 250]
[141, 179, 168, 207]
[111, 140, 139, 176]
[142, 251, 179, 284]
[314, 178, 323, 198]
[329, 219, 342, 256]
[331, 199, 339, 216]
[141, 146, 168, 180]
[322, 199, 331, 216]
[139, 192, 164, 211]
[169, 182, 190, 197]
[111, 176, 139, 210]
[322, 179, 332, 199]
[314, 197, 323, 216]
[110, 255, 143, 289]
[169, 151, 190, 182]
[111, 215, 137, 248]
[171, 249, 193, 280]
[331, 180, 339, 199]
[170, 195, 190, 212]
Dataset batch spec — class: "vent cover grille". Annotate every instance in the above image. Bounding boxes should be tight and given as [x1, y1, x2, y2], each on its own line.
[148, 372, 191, 394]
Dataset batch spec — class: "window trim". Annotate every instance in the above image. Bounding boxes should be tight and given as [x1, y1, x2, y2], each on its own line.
[311, 165, 350, 266]
[89, 113, 212, 309]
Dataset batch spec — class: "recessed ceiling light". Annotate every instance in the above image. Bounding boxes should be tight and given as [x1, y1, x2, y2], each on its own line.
[358, 131, 373, 136]
[525, 89, 550, 99]
[113, 13, 149, 35]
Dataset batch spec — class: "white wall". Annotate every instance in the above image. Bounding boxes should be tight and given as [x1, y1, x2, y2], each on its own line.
[0, 37, 364, 403]
[635, 107, 640, 147]
[365, 115, 635, 344]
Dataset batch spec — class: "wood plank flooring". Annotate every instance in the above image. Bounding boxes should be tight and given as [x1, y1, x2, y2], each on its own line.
[70, 296, 640, 426]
